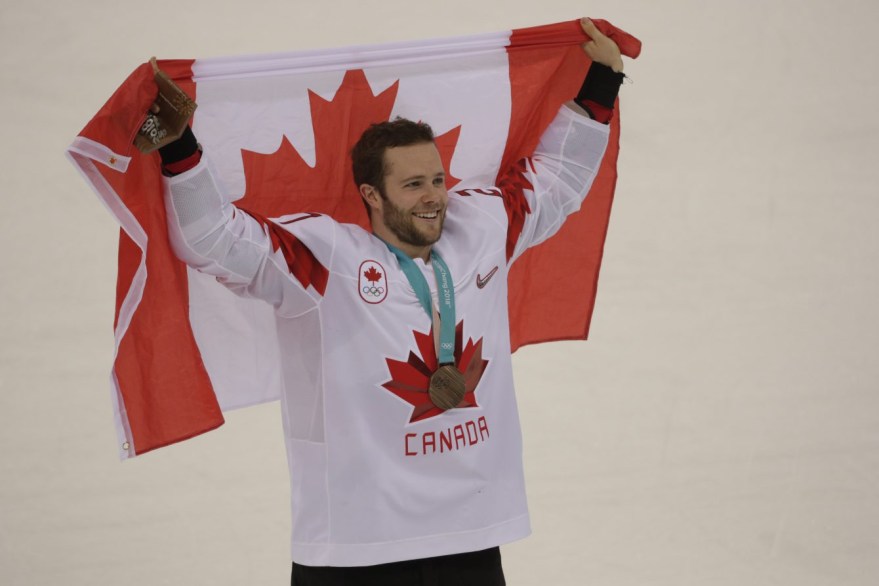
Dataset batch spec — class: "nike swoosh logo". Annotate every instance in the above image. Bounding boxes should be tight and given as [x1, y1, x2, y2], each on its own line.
[476, 266, 499, 289]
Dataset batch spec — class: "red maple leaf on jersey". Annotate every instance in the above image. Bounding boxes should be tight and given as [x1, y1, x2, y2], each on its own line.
[364, 266, 382, 282]
[237, 69, 462, 228]
[383, 321, 489, 423]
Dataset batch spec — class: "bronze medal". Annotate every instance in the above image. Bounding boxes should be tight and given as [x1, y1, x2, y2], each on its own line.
[429, 364, 466, 410]
[134, 57, 198, 154]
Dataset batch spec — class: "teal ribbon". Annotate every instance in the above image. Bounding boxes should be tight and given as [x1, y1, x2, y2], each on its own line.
[381, 242, 456, 365]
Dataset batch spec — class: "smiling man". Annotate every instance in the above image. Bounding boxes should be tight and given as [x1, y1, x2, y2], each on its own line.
[352, 118, 449, 261]
[155, 18, 627, 586]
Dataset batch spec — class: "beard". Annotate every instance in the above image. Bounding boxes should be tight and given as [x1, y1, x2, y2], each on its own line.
[380, 192, 445, 248]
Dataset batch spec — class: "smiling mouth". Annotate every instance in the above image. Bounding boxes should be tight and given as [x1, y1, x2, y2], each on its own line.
[413, 210, 440, 220]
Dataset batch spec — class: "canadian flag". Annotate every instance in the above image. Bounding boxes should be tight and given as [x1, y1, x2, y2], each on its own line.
[67, 19, 641, 459]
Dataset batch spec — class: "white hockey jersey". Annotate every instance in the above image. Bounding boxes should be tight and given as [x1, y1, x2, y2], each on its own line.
[164, 105, 609, 566]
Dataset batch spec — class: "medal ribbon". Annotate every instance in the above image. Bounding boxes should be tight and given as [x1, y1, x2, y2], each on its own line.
[381, 241, 456, 365]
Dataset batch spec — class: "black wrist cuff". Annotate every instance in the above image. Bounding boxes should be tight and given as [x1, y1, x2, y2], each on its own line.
[158, 125, 199, 165]
[575, 62, 625, 110]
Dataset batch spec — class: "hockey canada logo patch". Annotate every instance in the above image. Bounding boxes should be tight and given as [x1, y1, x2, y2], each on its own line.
[382, 321, 489, 423]
[359, 260, 388, 304]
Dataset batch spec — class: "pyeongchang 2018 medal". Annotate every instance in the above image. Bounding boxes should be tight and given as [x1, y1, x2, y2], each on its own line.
[429, 364, 466, 410]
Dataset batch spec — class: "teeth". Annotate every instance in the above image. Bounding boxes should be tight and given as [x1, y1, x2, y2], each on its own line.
[414, 211, 438, 219]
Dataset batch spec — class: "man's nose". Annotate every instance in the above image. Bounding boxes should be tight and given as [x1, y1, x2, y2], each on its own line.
[424, 182, 446, 203]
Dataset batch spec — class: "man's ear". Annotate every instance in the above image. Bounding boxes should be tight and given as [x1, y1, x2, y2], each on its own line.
[360, 184, 381, 211]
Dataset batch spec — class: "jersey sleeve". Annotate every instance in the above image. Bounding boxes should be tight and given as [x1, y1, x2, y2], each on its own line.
[163, 158, 332, 317]
[498, 104, 611, 264]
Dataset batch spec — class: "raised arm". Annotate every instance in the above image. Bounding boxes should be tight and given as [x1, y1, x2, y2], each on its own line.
[493, 18, 627, 263]
[157, 125, 332, 317]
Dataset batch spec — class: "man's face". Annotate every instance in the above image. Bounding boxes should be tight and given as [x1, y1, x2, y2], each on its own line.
[372, 142, 448, 256]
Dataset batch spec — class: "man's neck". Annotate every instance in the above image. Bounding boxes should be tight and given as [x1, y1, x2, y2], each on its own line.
[372, 227, 432, 262]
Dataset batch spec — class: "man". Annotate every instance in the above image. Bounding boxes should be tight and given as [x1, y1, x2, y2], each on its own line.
[155, 17, 625, 586]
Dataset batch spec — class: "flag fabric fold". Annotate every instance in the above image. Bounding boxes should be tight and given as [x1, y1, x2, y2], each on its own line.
[67, 19, 640, 459]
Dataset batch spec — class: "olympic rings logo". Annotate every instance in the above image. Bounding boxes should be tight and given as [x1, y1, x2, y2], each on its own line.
[359, 260, 388, 304]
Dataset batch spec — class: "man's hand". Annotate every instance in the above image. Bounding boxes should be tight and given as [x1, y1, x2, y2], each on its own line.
[580, 18, 624, 73]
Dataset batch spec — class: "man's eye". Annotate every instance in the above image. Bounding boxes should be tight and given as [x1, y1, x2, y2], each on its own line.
[433, 178, 445, 186]
[406, 181, 421, 188]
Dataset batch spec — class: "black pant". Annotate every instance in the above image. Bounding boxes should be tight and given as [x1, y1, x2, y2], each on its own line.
[291, 547, 506, 586]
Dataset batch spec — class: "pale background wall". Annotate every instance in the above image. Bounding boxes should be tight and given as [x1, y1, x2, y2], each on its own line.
[2, 0, 878, 584]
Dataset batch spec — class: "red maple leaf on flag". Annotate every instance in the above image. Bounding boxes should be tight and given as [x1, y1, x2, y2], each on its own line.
[364, 266, 382, 282]
[237, 69, 462, 228]
[383, 321, 489, 423]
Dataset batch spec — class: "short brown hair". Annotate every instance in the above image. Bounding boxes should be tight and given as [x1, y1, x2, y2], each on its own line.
[351, 118, 435, 194]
